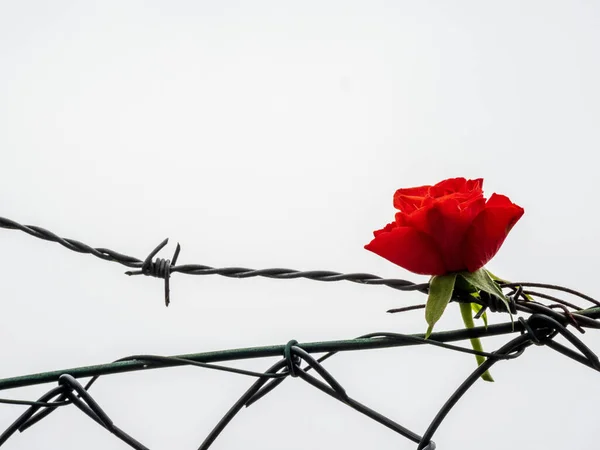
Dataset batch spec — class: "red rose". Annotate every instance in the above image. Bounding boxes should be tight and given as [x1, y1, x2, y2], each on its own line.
[365, 177, 524, 275]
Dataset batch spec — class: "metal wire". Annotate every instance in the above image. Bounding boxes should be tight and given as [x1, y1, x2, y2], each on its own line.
[1, 215, 599, 449]
[0, 216, 429, 306]
[0, 314, 597, 449]
[2, 216, 599, 318]
[0, 321, 529, 391]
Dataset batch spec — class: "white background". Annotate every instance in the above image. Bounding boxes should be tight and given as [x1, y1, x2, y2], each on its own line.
[1, 2, 599, 449]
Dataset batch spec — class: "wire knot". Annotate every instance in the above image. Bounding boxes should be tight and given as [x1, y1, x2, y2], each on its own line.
[58, 374, 114, 431]
[518, 316, 558, 346]
[479, 290, 517, 314]
[284, 340, 301, 377]
[142, 257, 171, 279]
[125, 238, 181, 307]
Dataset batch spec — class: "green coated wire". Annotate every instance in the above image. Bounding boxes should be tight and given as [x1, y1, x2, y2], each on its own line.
[0, 321, 523, 392]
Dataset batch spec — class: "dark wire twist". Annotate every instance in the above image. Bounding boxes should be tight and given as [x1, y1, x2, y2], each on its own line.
[124, 239, 181, 306]
[0, 215, 429, 307]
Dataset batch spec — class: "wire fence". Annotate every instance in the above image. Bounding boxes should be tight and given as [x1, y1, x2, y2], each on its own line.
[0, 215, 599, 449]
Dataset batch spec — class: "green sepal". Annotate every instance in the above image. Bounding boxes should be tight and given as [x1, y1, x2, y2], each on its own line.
[459, 302, 494, 382]
[454, 275, 479, 293]
[459, 269, 513, 324]
[425, 273, 457, 338]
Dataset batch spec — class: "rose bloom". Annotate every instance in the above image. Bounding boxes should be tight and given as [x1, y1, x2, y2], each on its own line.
[365, 178, 524, 275]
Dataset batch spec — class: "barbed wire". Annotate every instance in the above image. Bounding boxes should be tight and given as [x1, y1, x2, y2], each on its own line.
[1, 215, 599, 449]
[1, 216, 598, 317]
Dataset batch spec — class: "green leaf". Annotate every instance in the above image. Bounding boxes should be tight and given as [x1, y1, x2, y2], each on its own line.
[460, 302, 494, 382]
[459, 269, 512, 318]
[425, 274, 457, 338]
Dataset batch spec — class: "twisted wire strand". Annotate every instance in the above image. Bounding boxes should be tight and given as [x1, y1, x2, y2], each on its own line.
[3, 216, 598, 315]
[0, 216, 428, 296]
[4, 215, 600, 337]
[170, 265, 430, 292]
[0, 217, 141, 266]
[501, 282, 600, 307]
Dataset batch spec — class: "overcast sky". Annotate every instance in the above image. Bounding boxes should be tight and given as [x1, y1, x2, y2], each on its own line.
[1, 2, 599, 449]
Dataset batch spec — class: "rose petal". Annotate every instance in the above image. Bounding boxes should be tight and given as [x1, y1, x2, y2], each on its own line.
[430, 177, 468, 197]
[365, 225, 447, 275]
[465, 178, 484, 192]
[393, 185, 431, 213]
[367, 178, 522, 276]
[460, 195, 486, 217]
[484, 193, 513, 208]
[405, 198, 479, 272]
[431, 177, 483, 197]
[462, 194, 525, 272]
[373, 221, 397, 237]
